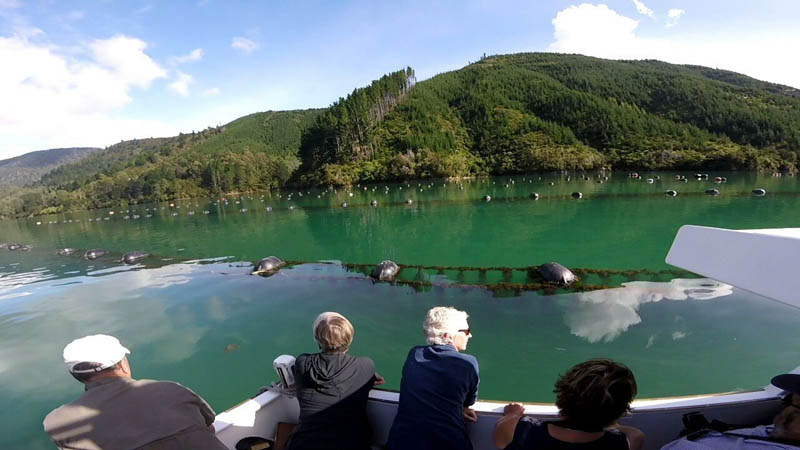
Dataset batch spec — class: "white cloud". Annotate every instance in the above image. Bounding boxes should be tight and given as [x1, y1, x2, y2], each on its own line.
[549, 4, 800, 89]
[135, 4, 153, 15]
[671, 330, 687, 340]
[202, 87, 220, 96]
[231, 36, 258, 54]
[564, 278, 732, 343]
[169, 47, 204, 65]
[631, 0, 654, 18]
[550, 4, 640, 60]
[666, 8, 685, 28]
[0, 33, 177, 156]
[168, 71, 194, 96]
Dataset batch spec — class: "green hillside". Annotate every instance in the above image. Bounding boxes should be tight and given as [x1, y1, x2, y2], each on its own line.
[2, 52, 799, 218]
[0, 147, 99, 188]
[295, 54, 799, 185]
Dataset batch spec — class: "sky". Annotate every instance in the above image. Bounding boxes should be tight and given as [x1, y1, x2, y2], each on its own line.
[1, 0, 799, 159]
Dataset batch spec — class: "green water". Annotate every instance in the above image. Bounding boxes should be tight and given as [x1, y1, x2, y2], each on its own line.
[2, 172, 800, 449]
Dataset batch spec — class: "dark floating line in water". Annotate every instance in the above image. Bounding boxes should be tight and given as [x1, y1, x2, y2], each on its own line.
[276, 259, 694, 295]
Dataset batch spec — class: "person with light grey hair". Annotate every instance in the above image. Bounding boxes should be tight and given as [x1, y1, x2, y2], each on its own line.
[289, 312, 385, 450]
[387, 306, 479, 450]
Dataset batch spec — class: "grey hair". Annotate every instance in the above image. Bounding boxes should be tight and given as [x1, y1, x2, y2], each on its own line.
[423, 306, 468, 345]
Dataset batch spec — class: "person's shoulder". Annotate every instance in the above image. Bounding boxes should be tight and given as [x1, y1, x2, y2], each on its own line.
[353, 355, 375, 369]
[294, 353, 311, 366]
[458, 352, 479, 364]
[134, 379, 196, 396]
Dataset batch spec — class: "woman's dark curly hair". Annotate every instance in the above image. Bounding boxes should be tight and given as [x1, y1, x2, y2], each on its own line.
[554, 358, 638, 431]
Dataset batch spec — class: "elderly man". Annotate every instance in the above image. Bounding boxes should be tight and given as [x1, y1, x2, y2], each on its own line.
[387, 306, 479, 450]
[660, 374, 800, 449]
[43, 334, 227, 450]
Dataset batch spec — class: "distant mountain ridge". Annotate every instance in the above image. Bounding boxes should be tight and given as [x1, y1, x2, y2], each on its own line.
[0, 147, 99, 188]
[1, 52, 799, 218]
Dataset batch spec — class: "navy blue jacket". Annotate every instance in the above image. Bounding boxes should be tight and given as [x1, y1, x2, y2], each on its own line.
[387, 344, 480, 450]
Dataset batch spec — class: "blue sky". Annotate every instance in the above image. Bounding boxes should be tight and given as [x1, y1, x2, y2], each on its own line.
[1, 0, 799, 158]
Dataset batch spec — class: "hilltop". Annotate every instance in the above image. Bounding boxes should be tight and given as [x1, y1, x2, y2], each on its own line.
[0, 147, 99, 188]
[2, 52, 799, 218]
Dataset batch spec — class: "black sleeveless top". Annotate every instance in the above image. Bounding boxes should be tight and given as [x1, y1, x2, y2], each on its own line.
[503, 417, 629, 450]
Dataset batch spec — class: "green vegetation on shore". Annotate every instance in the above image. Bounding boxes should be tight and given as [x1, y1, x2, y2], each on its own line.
[2, 53, 798, 218]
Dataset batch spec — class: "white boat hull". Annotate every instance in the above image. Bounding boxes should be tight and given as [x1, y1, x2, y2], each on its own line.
[215, 384, 786, 450]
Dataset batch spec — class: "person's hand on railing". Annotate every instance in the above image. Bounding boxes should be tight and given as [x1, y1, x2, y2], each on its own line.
[373, 373, 385, 386]
[462, 407, 478, 422]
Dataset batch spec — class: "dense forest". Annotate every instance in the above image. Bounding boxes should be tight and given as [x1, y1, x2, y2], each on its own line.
[1, 53, 798, 218]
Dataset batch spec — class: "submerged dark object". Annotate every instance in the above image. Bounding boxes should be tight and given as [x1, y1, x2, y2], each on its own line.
[7, 243, 22, 251]
[252, 256, 285, 275]
[122, 251, 149, 265]
[665, 190, 678, 197]
[84, 249, 107, 260]
[529, 192, 539, 200]
[571, 192, 583, 199]
[537, 262, 578, 286]
[705, 189, 720, 196]
[21, 245, 32, 252]
[371, 260, 399, 281]
[752, 188, 767, 196]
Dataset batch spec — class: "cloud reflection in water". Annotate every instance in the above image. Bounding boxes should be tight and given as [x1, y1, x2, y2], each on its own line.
[564, 278, 733, 343]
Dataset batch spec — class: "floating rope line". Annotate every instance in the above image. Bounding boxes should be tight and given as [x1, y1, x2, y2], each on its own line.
[278, 260, 695, 295]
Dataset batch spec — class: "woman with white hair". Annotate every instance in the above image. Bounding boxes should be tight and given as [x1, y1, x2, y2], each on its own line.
[288, 312, 385, 450]
[387, 306, 479, 450]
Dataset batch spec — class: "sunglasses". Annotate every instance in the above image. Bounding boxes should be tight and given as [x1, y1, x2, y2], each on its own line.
[458, 328, 471, 336]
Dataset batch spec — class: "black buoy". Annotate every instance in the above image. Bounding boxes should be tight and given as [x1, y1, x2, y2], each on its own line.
[483, 195, 492, 202]
[122, 251, 149, 265]
[529, 192, 540, 200]
[538, 262, 578, 286]
[251, 256, 285, 276]
[571, 192, 583, 199]
[371, 260, 399, 281]
[84, 249, 107, 260]
[406, 199, 413, 204]
[706, 189, 720, 196]
[752, 188, 767, 196]
[665, 190, 678, 197]
[57, 248, 77, 256]
[370, 200, 378, 207]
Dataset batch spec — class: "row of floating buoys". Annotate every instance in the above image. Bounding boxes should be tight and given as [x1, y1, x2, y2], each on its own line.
[56, 247, 149, 265]
[2, 243, 32, 251]
[249, 257, 580, 288]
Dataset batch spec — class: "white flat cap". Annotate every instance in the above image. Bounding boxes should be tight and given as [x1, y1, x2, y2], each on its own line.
[63, 334, 130, 374]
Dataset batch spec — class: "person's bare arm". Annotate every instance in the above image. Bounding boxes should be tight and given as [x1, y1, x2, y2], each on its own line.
[493, 403, 524, 449]
[373, 372, 385, 386]
[462, 406, 478, 422]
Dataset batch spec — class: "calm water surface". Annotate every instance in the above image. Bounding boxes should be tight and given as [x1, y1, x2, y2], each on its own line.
[2, 172, 800, 449]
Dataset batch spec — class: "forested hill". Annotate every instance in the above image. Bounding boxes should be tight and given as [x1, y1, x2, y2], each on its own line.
[0, 147, 99, 188]
[2, 52, 799, 218]
[295, 54, 800, 184]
